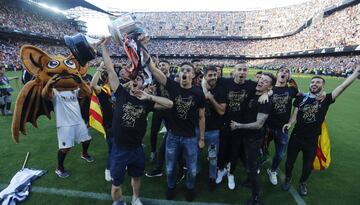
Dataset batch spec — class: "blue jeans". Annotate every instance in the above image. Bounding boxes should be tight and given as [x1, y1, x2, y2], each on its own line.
[196, 129, 220, 180]
[268, 128, 289, 171]
[166, 131, 198, 189]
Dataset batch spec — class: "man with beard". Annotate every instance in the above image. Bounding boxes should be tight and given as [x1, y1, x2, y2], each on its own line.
[216, 63, 257, 190]
[100, 40, 174, 205]
[230, 72, 276, 205]
[266, 67, 299, 186]
[146, 60, 186, 181]
[147, 58, 206, 202]
[282, 65, 360, 196]
[191, 59, 203, 87]
[200, 65, 226, 191]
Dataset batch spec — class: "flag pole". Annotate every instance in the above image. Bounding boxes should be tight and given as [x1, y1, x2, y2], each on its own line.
[22, 152, 30, 170]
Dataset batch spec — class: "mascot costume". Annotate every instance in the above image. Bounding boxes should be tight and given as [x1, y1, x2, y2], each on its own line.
[12, 45, 94, 178]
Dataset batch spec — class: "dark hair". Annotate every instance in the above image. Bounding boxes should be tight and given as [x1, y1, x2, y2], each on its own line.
[180, 62, 194, 69]
[204, 65, 217, 74]
[256, 71, 263, 75]
[311, 76, 326, 84]
[191, 59, 201, 63]
[262, 72, 276, 86]
[159, 60, 170, 65]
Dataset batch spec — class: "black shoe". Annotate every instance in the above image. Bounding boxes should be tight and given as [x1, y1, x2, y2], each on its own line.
[208, 178, 216, 191]
[241, 177, 252, 189]
[185, 188, 195, 202]
[246, 196, 261, 205]
[145, 169, 163, 177]
[282, 177, 292, 191]
[299, 182, 308, 196]
[166, 187, 176, 200]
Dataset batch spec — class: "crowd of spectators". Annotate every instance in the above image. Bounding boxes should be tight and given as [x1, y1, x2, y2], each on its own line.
[0, 1, 78, 38]
[0, 39, 69, 71]
[126, 0, 343, 37]
[0, 0, 344, 39]
[100, 3, 360, 57]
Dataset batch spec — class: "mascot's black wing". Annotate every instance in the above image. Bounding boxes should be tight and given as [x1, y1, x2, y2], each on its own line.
[11, 79, 53, 143]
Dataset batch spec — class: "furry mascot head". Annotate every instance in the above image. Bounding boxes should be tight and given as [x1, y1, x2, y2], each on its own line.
[11, 45, 90, 143]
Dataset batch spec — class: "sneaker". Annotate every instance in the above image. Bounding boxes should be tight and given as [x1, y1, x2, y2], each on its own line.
[282, 177, 292, 191]
[185, 188, 195, 202]
[55, 168, 70, 178]
[81, 154, 94, 163]
[227, 174, 235, 190]
[105, 169, 112, 182]
[299, 182, 308, 196]
[145, 169, 163, 177]
[208, 178, 216, 191]
[149, 152, 156, 162]
[241, 177, 252, 189]
[215, 168, 227, 184]
[267, 168, 278, 185]
[131, 198, 143, 205]
[166, 187, 176, 200]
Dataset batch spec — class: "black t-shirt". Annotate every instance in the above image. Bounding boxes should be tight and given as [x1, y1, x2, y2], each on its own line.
[166, 78, 206, 137]
[293, 93, 335, 137]
[221, 78, 257, 126]
[97, 88, 114, 129]
[112, 85, 154, 148]
[267, 86, 299, 129]
[242, 95, 272, 137]
[205, 83, 226, 131]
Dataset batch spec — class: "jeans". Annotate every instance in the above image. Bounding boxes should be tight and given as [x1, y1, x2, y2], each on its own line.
[268, 128, 289, 171]
[196, 128, 220, 180]
[166, 131, 198, 189]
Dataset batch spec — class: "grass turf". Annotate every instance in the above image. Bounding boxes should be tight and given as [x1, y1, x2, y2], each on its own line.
[0, 69, 360, 205]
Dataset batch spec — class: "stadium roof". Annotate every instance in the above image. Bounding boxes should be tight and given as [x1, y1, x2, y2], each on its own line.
[31, 0, 113, 15]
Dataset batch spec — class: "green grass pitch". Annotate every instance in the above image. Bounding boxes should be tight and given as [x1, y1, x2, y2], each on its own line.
[0, 69, 359, 205]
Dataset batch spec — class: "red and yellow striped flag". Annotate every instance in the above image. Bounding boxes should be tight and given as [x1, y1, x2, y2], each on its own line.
[313, 121, 331, 170]
[89, 91, 106, 138]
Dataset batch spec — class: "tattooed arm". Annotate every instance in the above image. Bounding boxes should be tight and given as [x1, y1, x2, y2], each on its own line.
[230, 113, 269, 130]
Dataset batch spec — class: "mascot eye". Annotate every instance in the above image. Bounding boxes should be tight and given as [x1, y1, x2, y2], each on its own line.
[47, 60, 60, 69]
[64, 59, 76, 69]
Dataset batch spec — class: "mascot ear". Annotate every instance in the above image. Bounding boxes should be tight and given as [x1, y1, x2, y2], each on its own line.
[67, 54, 89, 76]
[20, 45, 51, 75]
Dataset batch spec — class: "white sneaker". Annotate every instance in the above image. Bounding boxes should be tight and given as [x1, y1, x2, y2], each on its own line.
[215, 168, 227, 184]
[267, 168, 278, 185]
[105, 169, 112, 182]
[131, 198, 143, 205]
[227, 174, 235, 190]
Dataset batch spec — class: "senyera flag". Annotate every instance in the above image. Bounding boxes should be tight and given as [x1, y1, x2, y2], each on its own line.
[89, 85, 111, 138]
[313, 121, 331, 170]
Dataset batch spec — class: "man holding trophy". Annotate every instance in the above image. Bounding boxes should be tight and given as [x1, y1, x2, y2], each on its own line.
[64, 14, 160, 205]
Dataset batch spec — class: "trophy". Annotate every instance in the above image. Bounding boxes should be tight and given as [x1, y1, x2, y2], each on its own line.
[64, 13, 151, 84]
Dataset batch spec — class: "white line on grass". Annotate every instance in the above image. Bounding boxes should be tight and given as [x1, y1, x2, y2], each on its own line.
[0, 184, 235, 205]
